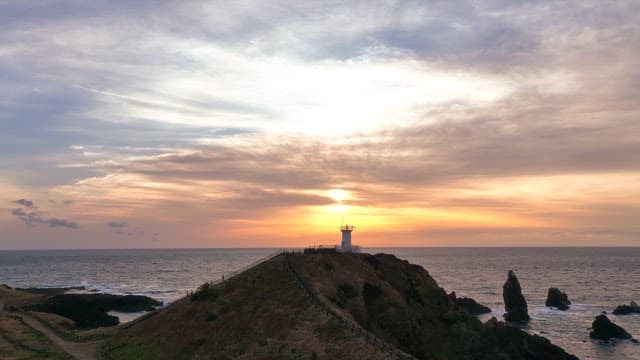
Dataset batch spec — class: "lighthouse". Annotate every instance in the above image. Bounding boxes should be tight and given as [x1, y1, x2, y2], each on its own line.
[340, 224, 355, 252]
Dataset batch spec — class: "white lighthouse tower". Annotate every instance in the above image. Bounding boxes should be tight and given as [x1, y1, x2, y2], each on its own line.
[340, 224, 355, 252]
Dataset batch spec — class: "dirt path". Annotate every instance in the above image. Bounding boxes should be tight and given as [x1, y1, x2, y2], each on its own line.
[0, 298, 101, 360]
[14, 312, 101, 360]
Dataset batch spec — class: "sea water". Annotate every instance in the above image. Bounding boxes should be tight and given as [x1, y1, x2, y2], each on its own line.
[1, 247, 638, 359]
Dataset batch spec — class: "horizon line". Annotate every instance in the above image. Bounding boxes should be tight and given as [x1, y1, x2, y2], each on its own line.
[1, 245, 639, 251]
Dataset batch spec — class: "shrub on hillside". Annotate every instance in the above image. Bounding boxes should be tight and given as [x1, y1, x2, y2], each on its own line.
[191, 282, 218, 302]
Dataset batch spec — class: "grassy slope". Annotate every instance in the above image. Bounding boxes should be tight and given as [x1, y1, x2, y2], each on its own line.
[0, 314, 73, 360]
[0, 284, 44, 308]
[0, 285, 72, 360]
[290, 253, 480, 359]
[102, 254, 390, 360]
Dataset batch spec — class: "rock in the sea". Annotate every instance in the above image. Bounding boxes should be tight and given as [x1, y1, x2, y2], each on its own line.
[545, 287, 571, 310]
[589, 314, 632, 340]
[449, 291, 492, 315]
[471, 317, 579, 360]
[503, 270, 530, 322]
[612, 301, 640, 315]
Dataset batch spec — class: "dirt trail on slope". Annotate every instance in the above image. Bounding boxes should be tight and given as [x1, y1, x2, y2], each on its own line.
[1, 298, 101, 360]
[15, 312, 102, 360]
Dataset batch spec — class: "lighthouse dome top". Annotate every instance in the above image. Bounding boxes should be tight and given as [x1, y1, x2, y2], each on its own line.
[340, 224, 356, 231]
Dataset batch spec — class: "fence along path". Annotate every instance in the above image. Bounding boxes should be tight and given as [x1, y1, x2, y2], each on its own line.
[211, 249, 285, 286]
[283, 252, 416, 360]
[124, 249, 286, 329]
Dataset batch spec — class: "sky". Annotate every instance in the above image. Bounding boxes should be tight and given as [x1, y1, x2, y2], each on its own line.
[1, 1, 639, 249]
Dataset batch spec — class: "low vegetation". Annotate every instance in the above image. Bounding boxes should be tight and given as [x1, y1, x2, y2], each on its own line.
[102, 255, 390, 359]
[0, 312, 72, 359]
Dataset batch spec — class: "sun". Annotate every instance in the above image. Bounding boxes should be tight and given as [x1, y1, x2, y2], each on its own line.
[327, 189, 349, 202]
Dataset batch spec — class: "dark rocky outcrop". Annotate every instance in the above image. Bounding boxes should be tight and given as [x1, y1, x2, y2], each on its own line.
[469, 318, 579, 360]
[612, 301, 640, 315]
[17, 286, 86, 295]
[33, 293, 161, 329]
[449, 291, 492, 315]
[545, 288, 571, 310]
[503, 270, 530, 322]
[589, 314, 632, 341]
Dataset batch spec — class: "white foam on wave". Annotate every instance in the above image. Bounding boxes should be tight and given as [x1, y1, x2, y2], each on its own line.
[108, 311, 147, 324]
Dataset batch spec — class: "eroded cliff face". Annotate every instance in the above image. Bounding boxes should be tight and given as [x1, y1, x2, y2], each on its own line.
[291, 253, 578, 360]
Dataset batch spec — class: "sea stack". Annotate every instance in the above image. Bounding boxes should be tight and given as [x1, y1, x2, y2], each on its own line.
[545, 288, 571, 310]
[589, 314, 632, 341]
[503, 270, 530, 322]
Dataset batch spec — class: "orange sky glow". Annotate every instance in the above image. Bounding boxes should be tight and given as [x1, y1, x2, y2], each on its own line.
[1, 2, 639, 249]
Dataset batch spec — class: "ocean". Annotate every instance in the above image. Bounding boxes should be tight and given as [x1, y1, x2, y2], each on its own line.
[1, 247, 638, 359]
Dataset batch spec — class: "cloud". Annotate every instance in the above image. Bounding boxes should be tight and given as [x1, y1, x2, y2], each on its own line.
[123, 108, 640, 191]
[107, 221, 128, 228]
[9, 199, 78, 229]
[12, 199, 35, 208]
[2, 0, 638, 187]
[106, 221, 129, 235]
[2, 1, 640, 246]
[43, 218, 79, 229]
[11, 208, 28, 217]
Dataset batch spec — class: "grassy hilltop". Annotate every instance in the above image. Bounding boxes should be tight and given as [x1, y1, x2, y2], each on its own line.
[102, 252, 390, 360]
[103, 252, 578, 360]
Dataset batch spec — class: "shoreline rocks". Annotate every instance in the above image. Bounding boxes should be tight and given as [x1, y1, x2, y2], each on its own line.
[503, 270, 530, 322]
[545, 288, 571, 310]
[589, 314, 632, 341]
[474, 317, 579, 360]
[612, 301, 640, 315]
[32, 293, 162, 329]
[17, 286, 86, 295]
[449, 291, 492, 315]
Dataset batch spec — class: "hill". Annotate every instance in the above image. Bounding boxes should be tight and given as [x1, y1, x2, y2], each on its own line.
[102, 252, 579, 360]
[102, 252, 392, 359]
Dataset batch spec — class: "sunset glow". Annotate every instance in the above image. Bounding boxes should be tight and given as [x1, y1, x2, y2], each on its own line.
[1, 1, 639, 249]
